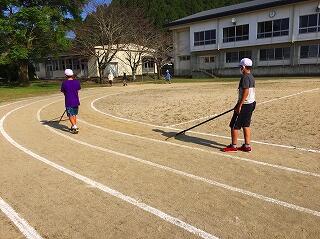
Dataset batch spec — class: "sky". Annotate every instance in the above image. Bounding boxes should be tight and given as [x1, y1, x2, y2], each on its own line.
[67, 0, 111, 38]
[82, 0, 112, 18]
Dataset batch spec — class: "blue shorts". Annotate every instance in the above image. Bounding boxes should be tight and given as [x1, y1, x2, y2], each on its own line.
[66, 107, 79, 117]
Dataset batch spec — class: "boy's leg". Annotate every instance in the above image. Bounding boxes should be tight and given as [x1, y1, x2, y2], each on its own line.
[231, 128, 239, 145]
[243, 127, 251, 145]
[69, 116, 76, 127]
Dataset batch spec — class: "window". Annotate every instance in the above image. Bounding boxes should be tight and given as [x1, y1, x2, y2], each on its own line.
[223, 24, 249, 43]
[73, 59, 80, 70]
[194, 29, 216, 46]
[299, 14, 319, 33]
[179, 55, 190, 61]
[34, 63, 40, 72]
[260, 47, 290, 61]
[66, 59, 72, 69]
[226, 51, 252, 63]
[144, 61, 154, 68]
[205, 56, 215, 63]
[300, 45, 320, 58]
[52, 60, 60, 71]
[201, 56, 215, 63]
[257, 18, 289, 38]
[61, 60, 66, 70]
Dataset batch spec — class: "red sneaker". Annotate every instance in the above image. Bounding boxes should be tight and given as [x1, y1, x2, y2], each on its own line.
[222, 144, 238, 152]
[238, 144, 252, 152]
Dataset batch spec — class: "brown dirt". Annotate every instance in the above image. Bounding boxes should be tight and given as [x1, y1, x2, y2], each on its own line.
[0, 80, 320, 239]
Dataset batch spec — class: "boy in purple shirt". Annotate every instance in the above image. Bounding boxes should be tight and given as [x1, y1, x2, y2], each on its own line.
[61, 69, 81, 134]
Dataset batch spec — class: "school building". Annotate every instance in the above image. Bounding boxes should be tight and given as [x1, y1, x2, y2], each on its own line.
[167, 0, 320, 77]
[35, 45, 157, 80]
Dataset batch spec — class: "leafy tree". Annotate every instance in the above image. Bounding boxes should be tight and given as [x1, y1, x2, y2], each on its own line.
[0, 0, 87, 86]
[112, 0, 251, 28]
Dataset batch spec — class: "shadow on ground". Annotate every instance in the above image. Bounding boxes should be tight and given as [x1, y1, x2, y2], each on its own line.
[40, 119, 70, 133]
[153, 129, 226, 150]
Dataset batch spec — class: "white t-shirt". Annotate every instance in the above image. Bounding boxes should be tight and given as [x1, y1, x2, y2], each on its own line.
[238, 73, 255, 104]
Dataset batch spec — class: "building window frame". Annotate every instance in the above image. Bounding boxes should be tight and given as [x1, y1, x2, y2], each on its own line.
[179, 55, 191, 61]
[259, 47, 291, 61]
[194, 29, 216, 46]
[299, 13, 320, 34]
[300, 44, 320, 58]
[226, 50, 252, 63]
[257, 18, 289, 39]
[223, 24, 249, 43]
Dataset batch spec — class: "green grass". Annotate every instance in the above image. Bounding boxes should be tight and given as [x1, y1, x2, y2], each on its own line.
[0, 80, 105, 103]
[1, 76, 319, 103]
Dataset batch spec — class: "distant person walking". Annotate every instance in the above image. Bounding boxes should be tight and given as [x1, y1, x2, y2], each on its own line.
[108, 71, 114, 86]
[123, 73, 128, 86]
[164, 70, 172, 84]
[61, 69, 81, 134]
[223, 58, 256, 152]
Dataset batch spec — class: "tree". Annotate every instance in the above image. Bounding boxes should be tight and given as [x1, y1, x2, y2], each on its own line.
[0, 0, 87, 86]
[149, 30, 173, 80]
[74, 4, 130, 84]
[112, 0, 251, 28]
[117, 9, 158, 81]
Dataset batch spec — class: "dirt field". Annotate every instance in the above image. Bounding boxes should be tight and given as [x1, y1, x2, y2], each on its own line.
[0, 78, 319, 239]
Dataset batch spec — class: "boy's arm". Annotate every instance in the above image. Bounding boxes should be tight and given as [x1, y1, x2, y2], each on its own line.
[60, 82, 64, 93]
[235, 88, 249, 114]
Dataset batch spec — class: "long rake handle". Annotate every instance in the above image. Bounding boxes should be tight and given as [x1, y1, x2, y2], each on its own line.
[174, 108, 234, 138]
[58, 110, 67, 123]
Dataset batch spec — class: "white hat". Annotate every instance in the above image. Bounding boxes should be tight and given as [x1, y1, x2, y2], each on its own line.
[64, 69, 74, 76]
[239, 58, 253, 67]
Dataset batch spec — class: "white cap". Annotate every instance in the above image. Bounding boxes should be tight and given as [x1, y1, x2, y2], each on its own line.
[64, 69, 74, 76]
[239, 58, 253, 67]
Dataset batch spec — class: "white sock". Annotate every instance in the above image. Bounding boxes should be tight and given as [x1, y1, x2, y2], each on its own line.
[72, 125, 78, 129]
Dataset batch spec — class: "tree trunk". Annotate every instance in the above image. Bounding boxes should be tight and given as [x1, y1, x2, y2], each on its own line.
[156, 63, 161, 80]
[132, 67, 137, 81]
[98, 66, 103, 84]
[18, 61, 29, 86]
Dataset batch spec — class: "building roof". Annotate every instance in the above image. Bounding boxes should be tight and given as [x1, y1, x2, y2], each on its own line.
[167, 0, 306, 27]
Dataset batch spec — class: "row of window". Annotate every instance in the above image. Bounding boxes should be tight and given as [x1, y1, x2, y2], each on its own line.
[180, 44, 320, 63]
[47, 58, 87, 71]
[193, 13, 320, 46]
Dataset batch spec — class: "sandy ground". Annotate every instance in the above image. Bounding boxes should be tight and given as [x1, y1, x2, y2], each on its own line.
[0, 80, 319, 239]
[97, 80, 320, 150]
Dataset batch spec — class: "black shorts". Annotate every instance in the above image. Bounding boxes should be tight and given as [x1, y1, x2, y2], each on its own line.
[229, 102, 256, 130]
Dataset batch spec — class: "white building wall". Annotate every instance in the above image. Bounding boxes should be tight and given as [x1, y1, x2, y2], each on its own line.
[171, 0, 320, 76]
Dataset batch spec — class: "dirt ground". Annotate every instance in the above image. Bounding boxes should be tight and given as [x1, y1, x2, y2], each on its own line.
[0, 79, 320, 239]
[97, 79, 320, 150]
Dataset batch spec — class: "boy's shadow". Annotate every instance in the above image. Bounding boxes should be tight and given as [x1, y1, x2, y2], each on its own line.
[153, 129, 225, 150]
[40, 119, 70, 133]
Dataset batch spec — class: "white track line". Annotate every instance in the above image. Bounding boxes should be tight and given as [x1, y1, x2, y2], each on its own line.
[78, 119, 320, 178]
[91, 90, 320, 154]
[42, 100, 320, 177]
[257, 88, 319, 105]
[38, 103, 320, 218]
[0, 197, 43, 239]
[0, 99, 32, 109]
[167, 88, 319, 127]
[1, 102, 218, 239]
[173, 130, 320, 154]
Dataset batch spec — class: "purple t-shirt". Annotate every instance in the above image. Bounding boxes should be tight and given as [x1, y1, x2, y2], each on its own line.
[61, 79, 81, 107]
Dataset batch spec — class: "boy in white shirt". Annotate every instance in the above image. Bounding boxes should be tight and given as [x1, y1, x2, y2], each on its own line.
[223, 58, 256, 152]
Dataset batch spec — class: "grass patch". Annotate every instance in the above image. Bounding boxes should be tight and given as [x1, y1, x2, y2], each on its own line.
[0, 80, 106, 103]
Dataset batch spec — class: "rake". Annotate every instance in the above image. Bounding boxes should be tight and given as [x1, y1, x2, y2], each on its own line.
[165, 108, 234, 140]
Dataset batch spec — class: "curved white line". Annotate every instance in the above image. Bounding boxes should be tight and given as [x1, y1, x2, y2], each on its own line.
[78, 118, 320, 178]
[1, 101, 218, 239]
[91, 93, 320, 154]
[168, 88, 320, 127]
[0, 197, 43, 239]
[38, 102, 320, 218]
